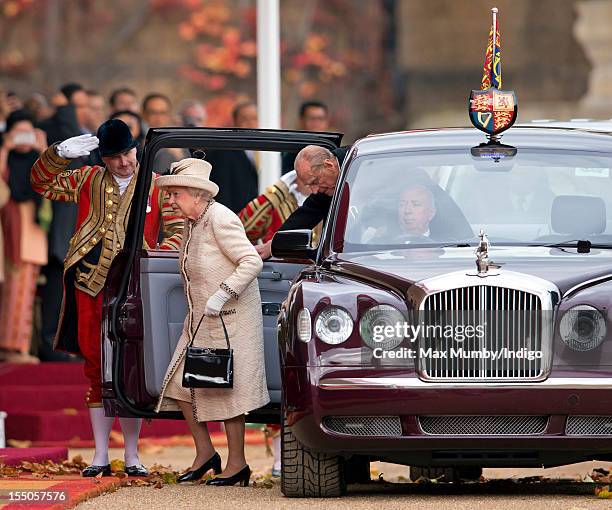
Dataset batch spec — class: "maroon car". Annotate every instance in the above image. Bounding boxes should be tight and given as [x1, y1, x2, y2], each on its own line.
[105, 125, 612, 498]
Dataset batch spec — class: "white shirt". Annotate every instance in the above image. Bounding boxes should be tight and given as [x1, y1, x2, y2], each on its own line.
[113, 174, 133, 195]
[280, 170, 309, 206]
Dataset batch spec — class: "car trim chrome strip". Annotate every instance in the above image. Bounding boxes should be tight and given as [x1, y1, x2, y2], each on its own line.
[319, 377, 612, 390]
[564, 274, 612, 298]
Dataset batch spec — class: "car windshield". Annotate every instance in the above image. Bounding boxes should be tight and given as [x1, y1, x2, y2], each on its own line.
[339, 148, 612, 252]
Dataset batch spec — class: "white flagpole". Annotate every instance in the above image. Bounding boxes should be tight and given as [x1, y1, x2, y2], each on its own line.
[492, 7, 498, 46]
[256, 0, 281, 192]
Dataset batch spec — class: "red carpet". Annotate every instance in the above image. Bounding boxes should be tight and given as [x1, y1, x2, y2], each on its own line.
[0, 362, 216, 446]
[0, 474, 129, 509]
[0, 448, 67, 466]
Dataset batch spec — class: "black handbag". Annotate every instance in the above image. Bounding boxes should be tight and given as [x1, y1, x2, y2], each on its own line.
[182, 314, 233, 388]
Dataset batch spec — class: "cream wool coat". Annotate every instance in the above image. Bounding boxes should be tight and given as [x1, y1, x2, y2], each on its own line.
[155, 201, 270, 421]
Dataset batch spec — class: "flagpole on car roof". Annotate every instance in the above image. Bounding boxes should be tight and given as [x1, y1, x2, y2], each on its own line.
[492, 7, 498, 51]
[256, 0, 282, 192]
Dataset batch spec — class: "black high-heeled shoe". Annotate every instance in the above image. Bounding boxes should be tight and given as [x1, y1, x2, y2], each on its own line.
[205, 465, 251, 487]
[177, 452, 222, 483]
[82, 464, 111, 477]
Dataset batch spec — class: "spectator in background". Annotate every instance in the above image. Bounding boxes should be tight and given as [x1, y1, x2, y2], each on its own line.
[0, 169, 8, 289]
[24, 93, 53, 124]
[0, 110, 48, 363]
[143, 93, 189, 173]
[58, 84, 90, 135]
[0, 90, 23, 145]
[0, 91, 9, 143]
[206, 101, 259, 213]
[142, 93, 173, 129]
[109, 87, 139, 114]
[37, 82, 89, 361]
[110, 110, 144, 160]
[281, 101, 330, 175]
[5, 92, 23, 113]
[86, 90, 106, 134]
[178, 100, 207, 127]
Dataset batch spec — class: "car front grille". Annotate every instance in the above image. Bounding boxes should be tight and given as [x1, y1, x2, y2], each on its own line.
[566, 416, 612, 436]
[419, 415, 549, 435]
[322, 416, 402, 437]
[418, 286, 547, 381]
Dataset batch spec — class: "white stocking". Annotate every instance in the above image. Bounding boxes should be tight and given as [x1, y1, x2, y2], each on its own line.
[89, 407, 114, 466]
[272, 435, 281, 471]
[119, 417, 142, 467]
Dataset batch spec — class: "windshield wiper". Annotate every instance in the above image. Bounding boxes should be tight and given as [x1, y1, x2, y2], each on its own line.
[530, 240, 604, 253]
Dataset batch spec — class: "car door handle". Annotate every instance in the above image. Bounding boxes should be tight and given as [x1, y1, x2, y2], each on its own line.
[262, 302, 282, 316]
[259, 271, 282, 281]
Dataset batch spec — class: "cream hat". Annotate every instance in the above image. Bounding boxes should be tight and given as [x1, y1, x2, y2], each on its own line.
[156, 158, 219, 197]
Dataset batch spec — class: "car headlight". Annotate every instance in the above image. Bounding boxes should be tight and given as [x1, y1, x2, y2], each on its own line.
[297, 308, 312, 343]
[359, 304, 405, 350]
[559, 305, 607, 351]
[315, 307, 353, 345]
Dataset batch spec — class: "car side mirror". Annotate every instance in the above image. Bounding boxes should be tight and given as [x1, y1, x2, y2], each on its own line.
[271, 230, 316, 262]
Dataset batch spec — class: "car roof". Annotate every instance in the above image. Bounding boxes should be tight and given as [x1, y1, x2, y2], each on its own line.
[352, 125, 612, 156]
[521, 119, 612, 131]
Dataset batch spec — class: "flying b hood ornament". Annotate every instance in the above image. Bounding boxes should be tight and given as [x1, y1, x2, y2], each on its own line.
[469, 8, 517, 139]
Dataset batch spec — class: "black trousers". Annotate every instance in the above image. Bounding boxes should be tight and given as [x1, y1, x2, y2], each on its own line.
[38, 257, 73, 361]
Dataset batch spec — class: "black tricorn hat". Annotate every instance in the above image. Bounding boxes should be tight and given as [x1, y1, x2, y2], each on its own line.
[97, 118, 139, 157]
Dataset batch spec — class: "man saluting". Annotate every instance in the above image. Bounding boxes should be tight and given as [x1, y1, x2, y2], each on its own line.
[30, 119, 182, 477]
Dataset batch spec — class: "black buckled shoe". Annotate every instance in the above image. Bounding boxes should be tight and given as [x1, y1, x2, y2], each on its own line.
[177, 452, 222, 483]
[205, 465, 251, 487]
[125, 464, 149, 477]
[82, 464, 111, 477]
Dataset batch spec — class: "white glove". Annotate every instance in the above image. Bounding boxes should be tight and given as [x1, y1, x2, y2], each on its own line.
[56, 134, 99, 159]
[204, 288, 232, 316]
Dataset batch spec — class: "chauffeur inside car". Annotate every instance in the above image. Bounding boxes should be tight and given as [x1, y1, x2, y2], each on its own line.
[362, 184, 438, 244]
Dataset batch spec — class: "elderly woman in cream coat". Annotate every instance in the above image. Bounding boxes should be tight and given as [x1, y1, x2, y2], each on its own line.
[155, 158, 269, 487]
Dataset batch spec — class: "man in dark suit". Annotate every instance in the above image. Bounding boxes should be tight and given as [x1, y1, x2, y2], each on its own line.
[256, 145, 347, 259]
[206, 101, 259, 213]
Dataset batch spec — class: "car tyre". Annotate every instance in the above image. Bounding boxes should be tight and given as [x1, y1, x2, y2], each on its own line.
[281, 412, 346, 497]
[409, 466, 482, 482]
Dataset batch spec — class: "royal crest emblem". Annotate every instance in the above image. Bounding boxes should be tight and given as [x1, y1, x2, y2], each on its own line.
[469, 88, 517, 136]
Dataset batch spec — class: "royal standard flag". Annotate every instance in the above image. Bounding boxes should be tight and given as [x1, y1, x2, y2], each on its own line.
[481, 8, 502, 90]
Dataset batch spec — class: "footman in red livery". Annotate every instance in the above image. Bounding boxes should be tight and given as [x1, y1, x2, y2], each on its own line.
[30, 119, 182, 477]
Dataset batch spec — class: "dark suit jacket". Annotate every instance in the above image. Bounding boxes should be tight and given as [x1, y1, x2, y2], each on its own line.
[206, 149, 259, 213]
[279, 192, 332, 232]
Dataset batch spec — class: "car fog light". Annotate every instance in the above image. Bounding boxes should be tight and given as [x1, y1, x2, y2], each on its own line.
[559, 305, 606, 351]
[315, 307, 353, 345]
[360, 304, 406, 350]
[297, 308, 312, 343]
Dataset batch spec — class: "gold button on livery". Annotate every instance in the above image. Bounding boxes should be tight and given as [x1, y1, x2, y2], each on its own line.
[116, 242, 121, 249]
[105, 186, 113, 194]
[90, 237, 98, 245]
[99, 227, 106, 233]
[80, 247, 87, 254]
[107, 214, 113, 221]
[106, 200, 113, 206]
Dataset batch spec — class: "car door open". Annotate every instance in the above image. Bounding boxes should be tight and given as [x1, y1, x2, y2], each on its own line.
[101, 127, 342, 422]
